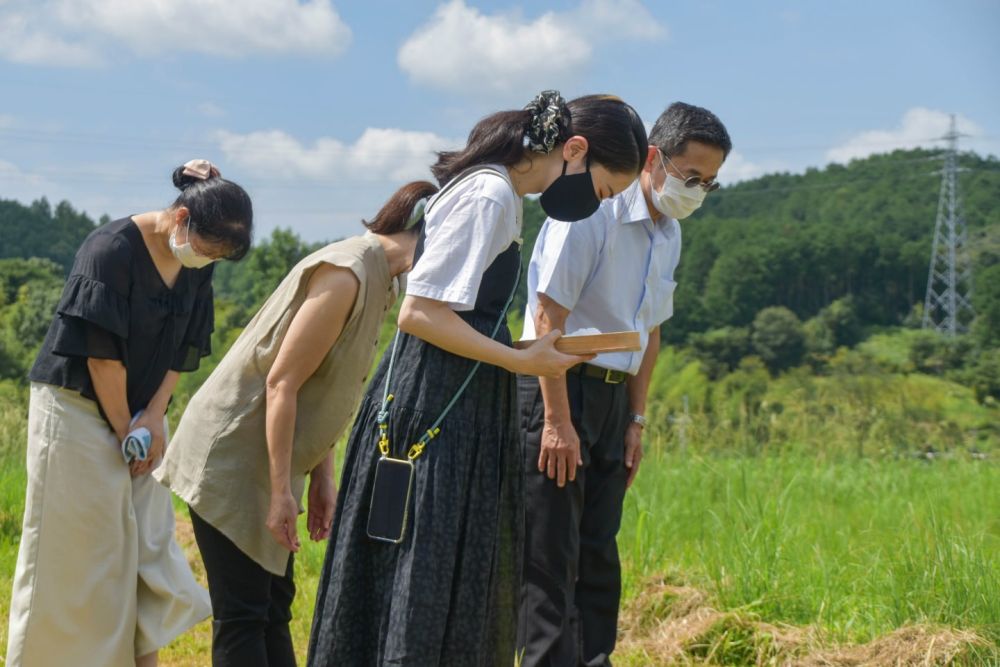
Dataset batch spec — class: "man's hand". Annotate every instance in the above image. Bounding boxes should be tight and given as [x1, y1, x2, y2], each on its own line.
[307, 470, 337, 542]
[624, 422, 644, 489]
[129, 410, 166, 477]
[539, 417, 583, 487]
[266, 490, 301, 552]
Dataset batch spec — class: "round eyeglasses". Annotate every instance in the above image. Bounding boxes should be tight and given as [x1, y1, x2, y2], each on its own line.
[662, 152, 721, 192]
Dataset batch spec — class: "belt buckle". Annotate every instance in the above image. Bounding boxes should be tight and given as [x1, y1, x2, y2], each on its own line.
[604, 368, 622, 384]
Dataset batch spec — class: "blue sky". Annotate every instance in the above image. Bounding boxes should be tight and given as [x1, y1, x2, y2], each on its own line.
[1, 0, 998, 242]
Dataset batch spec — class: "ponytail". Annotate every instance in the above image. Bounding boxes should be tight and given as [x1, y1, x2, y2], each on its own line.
[363, 180, 439, 235]
[431, 109, 535, 185]
[430, 90, 646, 186]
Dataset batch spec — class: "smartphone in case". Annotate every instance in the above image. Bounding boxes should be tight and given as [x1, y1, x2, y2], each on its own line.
[367, 457, 415, 543]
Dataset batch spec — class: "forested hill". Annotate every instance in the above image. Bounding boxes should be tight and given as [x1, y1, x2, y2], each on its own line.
[2, 148, 999, 351]
[658, 148, 1000, 343]
[0, 198, 105, 272]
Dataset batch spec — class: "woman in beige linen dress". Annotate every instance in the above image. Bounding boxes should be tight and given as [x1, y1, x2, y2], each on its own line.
[5, 160, 254, 667]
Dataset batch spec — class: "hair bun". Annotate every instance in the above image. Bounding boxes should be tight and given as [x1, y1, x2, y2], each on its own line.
[523, 90, 570, 153]
[173, 159, 221, 191]
[172, 166, 200, 191]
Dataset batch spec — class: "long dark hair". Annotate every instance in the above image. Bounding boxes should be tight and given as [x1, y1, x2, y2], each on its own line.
[172, 166, 254, 260]
[363, 180, 439, 235]
[431, 94, 648, 185]
[569, 95, 648, 176]
[373, 94, 647, 233]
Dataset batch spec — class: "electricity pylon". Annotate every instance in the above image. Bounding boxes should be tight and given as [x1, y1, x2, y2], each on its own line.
[922, 114, 974, 336]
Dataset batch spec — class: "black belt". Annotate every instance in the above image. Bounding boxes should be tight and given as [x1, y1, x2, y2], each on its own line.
[567, 363, 629, 385]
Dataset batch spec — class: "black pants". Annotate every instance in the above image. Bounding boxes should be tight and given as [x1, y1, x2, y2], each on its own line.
[190, 508, 297, 667]
[516, 373, 630, 667]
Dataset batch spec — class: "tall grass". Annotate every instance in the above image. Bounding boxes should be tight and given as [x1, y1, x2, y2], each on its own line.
[2, 352, 999, 663]
[619, 452, 1000, 645]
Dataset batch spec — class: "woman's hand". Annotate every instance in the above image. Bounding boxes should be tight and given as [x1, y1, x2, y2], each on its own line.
[129, 410, 166, 477]
[266, 490, 301, 553]
[307, 469, 337, 542]
[399, 295, 593, 377]
[515, 330, 593, 378]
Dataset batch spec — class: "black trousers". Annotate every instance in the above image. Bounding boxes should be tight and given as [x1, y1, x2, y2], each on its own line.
[190, 508, 297, 667]
[516, 373, 630, 667]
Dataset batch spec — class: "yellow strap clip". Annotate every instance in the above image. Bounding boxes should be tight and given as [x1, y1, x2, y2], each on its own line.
[406, 427, 440, 460]
[378, 424, 390, 457]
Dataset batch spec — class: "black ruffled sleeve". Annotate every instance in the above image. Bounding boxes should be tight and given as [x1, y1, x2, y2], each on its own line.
[48, 232, 132, 362]
[171, 264, 215, 372]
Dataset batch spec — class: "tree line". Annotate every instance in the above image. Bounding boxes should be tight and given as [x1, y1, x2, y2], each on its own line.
[2, 148, 999, 399]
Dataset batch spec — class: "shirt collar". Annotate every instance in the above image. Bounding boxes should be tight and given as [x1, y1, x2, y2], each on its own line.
[617, 180, 652, 225]
[615, 180, 679, 244]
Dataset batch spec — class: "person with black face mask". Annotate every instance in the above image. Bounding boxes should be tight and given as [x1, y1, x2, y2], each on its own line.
[307, 91, 647, 666]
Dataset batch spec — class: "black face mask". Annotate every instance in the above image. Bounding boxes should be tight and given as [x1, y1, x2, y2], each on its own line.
[539, 156, 600, 222]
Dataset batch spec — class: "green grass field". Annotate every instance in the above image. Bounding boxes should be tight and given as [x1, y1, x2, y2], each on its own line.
[1, 359, 999, 664]
[616, 452, 1000, 663]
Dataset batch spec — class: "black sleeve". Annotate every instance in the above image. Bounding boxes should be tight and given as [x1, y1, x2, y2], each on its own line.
[171, 264, 216, 372]
[48, 232, 132, 363]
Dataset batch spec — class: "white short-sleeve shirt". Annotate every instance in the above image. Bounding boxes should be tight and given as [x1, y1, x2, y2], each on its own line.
[522, 179, 681, 374]
[406, 165, 522, 311]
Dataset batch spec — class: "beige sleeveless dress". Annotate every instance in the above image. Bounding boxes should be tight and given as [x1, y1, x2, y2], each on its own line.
[156, 232, 399, 574]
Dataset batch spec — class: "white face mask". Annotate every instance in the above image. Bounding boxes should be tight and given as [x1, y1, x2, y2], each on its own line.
[649, 151, 707, 220]
[169, 223, 217, 269]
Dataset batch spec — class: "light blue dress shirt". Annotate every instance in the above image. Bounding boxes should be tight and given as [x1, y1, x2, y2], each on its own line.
[522, 180, 681, 374]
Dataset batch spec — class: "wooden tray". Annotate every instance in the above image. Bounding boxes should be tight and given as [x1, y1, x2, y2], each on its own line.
[514, 331, 641, 355]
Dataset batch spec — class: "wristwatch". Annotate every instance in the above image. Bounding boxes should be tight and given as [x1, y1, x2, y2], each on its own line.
[630, 413, 647, 428]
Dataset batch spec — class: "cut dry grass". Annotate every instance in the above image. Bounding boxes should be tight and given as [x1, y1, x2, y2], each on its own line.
[616, 577, 992, 666]
[799, 625, 988, 666]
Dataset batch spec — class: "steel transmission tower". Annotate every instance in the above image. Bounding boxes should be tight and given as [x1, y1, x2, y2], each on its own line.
[922, 115, 974, 335]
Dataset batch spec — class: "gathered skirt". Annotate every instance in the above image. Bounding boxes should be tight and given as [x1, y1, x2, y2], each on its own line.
[5, 383, 211, 667]
[307, 316, 522, 666]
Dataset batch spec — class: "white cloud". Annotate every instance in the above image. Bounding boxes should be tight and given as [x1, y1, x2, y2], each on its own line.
[576, 0, 666, 41]
[0, 10, 102, 66]
[215, 127, 460, 182]
[716, 151, 788, 185]
[398, 0, 665, 95]
[0, 0, 351, 66]
[213, 126, 465, 240]
[826, 108, 984, 163]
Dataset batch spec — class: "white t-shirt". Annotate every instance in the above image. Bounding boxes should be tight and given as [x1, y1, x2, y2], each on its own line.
[407, 165, 522, 311]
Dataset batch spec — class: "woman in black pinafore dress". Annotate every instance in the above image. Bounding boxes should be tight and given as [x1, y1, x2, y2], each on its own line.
[308, 92, 649, 666]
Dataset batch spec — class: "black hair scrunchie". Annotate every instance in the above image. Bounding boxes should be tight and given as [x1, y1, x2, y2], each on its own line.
[523, 90, 570, 153]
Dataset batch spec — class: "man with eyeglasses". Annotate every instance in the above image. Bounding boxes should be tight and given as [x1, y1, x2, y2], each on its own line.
[517, 102, 731, 667]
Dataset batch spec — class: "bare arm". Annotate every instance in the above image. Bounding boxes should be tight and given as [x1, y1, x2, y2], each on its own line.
[398, 294, 587, 378]
[130, 369, 179, 475]
[87, 358, 131, 441]
[307, 451, 336, 542]
[534, 293, 583, 486]
[627, 327, 659, 417]
[265, 264, 359, 552]
[623, 326, 660, 488]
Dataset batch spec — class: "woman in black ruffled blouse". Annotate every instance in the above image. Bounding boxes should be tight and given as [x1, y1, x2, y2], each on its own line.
[5, 160, 253, 667]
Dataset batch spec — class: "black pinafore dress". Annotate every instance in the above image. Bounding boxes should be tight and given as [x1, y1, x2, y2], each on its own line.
[308, 200, 523, 666]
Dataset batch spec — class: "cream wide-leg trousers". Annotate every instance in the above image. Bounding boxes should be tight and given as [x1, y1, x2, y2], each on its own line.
[5, 383, 211, 666]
